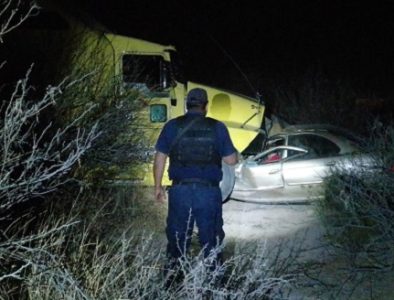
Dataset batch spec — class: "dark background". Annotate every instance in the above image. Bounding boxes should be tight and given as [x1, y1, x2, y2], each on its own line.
[4, 0, 393, 125]
[74, 0, 394, 100]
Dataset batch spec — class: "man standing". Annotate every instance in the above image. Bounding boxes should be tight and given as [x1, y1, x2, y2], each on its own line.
[153, 88, 238, 265]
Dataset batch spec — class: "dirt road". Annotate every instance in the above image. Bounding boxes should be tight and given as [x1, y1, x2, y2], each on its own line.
[223, 199, 322, 242]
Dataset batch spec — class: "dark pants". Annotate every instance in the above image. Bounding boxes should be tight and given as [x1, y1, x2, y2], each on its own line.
[166, 183, 224, 260]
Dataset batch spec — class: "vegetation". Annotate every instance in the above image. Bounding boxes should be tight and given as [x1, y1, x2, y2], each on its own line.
[310, 124, 394, 298]
[1, 192, 296, 299]
[318, 124, 394, 260]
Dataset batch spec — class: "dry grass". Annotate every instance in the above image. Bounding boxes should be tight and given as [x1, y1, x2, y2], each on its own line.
[0, 185, 297, 299]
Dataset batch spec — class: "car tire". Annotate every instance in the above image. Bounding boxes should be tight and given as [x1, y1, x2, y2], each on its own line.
[220, 163, 235, 203]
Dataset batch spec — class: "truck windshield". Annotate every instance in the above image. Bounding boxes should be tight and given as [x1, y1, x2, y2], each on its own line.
[122, 54, 163, 91]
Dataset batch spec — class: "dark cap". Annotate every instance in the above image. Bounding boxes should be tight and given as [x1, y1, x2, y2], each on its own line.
[186, 88, 208, 106]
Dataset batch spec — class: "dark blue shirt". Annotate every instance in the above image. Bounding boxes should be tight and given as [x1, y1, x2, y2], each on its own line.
[155, 112, 237, 182]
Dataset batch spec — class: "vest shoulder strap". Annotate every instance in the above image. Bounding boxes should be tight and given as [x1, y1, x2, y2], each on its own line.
[169, 115, 203, 152]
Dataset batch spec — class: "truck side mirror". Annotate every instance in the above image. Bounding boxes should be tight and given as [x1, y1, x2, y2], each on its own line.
[160, 60, 171, 90]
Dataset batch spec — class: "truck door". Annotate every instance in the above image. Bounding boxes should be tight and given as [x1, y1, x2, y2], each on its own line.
[122, 54, 171, 138]
[122, 54, 172, 184]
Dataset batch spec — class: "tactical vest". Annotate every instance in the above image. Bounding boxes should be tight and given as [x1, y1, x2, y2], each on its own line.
[169, 116, 221, 168]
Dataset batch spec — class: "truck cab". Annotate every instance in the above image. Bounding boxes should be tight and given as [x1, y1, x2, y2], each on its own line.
[106, 32, 265, 184]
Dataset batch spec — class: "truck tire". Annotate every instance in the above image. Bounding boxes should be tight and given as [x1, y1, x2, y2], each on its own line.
[220, 163, 235, 203]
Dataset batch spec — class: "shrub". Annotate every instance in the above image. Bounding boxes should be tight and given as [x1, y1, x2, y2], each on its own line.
[317, 124, 394, 268]
[0, 202, 294, 300]
[54, 72, 150, 183]
[0, 68, 100, 220]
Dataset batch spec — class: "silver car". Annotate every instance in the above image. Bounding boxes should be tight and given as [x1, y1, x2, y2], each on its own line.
[227, 125, 373, 203]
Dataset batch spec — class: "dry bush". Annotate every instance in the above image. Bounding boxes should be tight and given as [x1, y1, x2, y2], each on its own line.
[0, 68, 99, 221]
[0, 70, 100, 299]
[1, 205, 294, 300]
[321, 172, 394, 263]
[316, 124, 394, 269]
[0, 2, 102, 292]
[52, 67, 150, 183]
[0, 1, 100, 220]
[1, 179, 311, 299]
[0, 0, 39, 43]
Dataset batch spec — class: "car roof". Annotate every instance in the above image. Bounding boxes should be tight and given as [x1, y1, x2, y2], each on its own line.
[282, 124, 362, 141]
[284, 124, 346, 133]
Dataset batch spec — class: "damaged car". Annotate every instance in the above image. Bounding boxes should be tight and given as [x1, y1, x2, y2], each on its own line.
[227, 124, 375, 204]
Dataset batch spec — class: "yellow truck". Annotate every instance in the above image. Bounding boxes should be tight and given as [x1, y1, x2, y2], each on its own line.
[7, 1, 266, 187]
[107, 35, 265, 184]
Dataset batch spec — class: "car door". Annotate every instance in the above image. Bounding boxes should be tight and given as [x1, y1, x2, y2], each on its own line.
[282, 133, 342, 196]
[238, 147, 287, 191]
[243, 145, 308, 190]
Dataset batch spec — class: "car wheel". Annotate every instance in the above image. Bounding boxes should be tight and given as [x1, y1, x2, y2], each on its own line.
[220, 163, 235, 203]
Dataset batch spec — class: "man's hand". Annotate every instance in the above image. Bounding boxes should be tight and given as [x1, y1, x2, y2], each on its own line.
[223, 152, 239, 165]
[155, 185, 166, 203]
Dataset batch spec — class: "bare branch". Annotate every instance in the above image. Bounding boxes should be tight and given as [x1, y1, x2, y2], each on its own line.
[0, 67, 100, 217]
[0, 0, 40, 43]
[0, 261, 32, 281]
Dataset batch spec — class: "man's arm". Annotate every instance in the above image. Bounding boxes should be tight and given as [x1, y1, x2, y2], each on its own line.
[153, 151, 168, 203]
[217, 122, 239, 166]
[223, 152, 238, 165]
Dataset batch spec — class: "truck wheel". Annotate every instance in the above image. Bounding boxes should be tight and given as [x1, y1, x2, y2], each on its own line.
[220, 163, 235, 203]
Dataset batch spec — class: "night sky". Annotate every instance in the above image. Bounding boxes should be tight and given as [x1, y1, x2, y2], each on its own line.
[74, 0, 394, 100]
